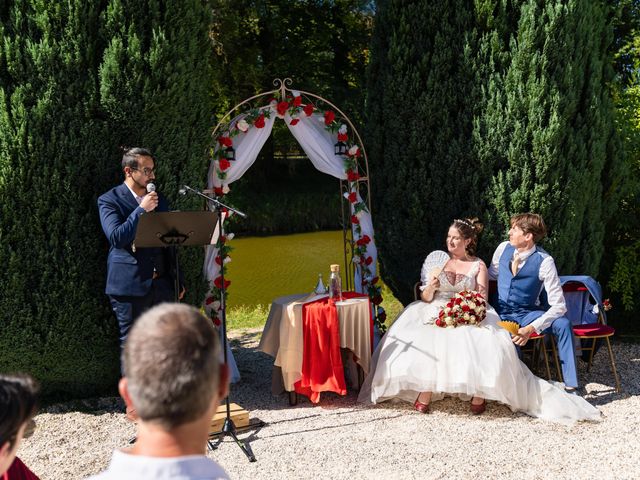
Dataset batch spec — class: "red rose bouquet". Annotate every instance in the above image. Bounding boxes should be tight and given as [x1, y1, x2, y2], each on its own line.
[435, 290, 487, 328]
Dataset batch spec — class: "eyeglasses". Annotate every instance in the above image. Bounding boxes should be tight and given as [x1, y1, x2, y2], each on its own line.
[131, 167, 156, 176]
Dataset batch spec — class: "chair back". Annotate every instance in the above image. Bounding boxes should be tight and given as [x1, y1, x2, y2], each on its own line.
[560, 276, 606, 326]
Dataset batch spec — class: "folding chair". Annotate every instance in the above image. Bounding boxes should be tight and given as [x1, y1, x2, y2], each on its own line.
[561, 276, 621, 393]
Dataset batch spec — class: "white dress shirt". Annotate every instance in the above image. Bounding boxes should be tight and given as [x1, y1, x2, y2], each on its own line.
[489, 241, 567, 333]
[87, 450, 230, 480]
[124, 182, 144, 205]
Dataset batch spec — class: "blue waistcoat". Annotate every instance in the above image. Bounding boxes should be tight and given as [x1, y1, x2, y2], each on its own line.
[496, 244, 545, 317]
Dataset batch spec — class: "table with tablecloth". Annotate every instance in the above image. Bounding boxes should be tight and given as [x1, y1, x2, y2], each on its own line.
[258, 291, 373, 403]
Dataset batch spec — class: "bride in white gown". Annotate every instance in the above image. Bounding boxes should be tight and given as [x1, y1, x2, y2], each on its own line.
[358, 218, 601, 424]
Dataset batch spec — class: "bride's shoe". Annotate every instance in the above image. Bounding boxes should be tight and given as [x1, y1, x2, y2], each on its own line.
[470, 398, 486, 415]
[414, 394, 430, 414]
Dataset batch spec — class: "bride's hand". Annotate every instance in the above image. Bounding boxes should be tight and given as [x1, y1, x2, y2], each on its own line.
[421, 277, 440, 303]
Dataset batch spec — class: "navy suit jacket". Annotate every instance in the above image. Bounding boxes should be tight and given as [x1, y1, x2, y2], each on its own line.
[98, 183, 173, 297]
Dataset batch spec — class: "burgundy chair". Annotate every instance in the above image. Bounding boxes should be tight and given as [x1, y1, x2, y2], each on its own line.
[562, 281, 621, 392]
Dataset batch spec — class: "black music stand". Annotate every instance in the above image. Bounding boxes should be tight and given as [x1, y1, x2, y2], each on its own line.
[134, 211, 217, 301]
[178, 186, 258, 463]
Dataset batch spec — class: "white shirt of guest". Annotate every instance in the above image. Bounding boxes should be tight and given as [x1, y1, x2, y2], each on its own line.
[488, 241, 567, 333]
[86, 449, 231, 480]
[124, 182, 144, 205]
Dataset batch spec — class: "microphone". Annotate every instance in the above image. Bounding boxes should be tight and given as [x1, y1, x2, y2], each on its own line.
[146, 182, 156, 194]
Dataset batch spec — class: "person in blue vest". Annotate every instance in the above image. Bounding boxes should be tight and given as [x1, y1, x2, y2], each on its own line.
[98, 148, 184, 364]
[489, 213, 578, 390]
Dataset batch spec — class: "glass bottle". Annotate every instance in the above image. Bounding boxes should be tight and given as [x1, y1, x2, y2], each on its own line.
[314, 273, 326, 294]
[328, 264, 342, 301]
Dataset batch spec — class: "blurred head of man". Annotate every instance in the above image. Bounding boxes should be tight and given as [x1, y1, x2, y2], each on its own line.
[119, 303, 228, 455]
[0, 374, 39, 475]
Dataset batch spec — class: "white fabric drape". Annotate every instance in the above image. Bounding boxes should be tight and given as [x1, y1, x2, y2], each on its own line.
[284, 114, 377, 292]
[204, 105, 379, 381]
[284, 112, 347, 179]
[208, 109, 277, 188]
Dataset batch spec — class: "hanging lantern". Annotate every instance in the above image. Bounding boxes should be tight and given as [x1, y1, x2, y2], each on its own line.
[334, 141, 347, 156]
[224, 145, 236, 161]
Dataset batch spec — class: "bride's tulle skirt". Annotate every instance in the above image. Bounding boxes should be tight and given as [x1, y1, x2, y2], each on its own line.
[358, 299, 601, 424]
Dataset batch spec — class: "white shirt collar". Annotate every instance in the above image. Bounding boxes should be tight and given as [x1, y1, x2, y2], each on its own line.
[515, 244, 536, 261]
[124, 182, 144, 205]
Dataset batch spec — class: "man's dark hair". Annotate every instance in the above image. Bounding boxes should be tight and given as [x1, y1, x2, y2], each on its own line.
[0, 374, 39, 449]
[121, 147, 155, 170]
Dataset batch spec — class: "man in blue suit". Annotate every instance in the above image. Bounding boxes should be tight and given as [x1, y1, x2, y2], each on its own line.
[98, 147, 182, 355]
[489, 213, 578, 390]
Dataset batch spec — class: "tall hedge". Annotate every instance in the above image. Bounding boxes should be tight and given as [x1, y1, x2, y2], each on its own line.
[365, 0, 479, 304]
[477, 0, 622, 276]
[367, 0, 623, 304]
[0, 0, 215, 399]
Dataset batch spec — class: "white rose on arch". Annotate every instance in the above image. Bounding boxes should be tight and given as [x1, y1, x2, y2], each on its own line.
[352, 256, 361, 264]
[339, 124, 348, 134]
[348, 145, 360, 157]
[237, 119, 249, 132]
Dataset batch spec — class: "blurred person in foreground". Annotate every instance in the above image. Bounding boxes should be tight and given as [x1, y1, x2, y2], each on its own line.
[0, 374, 40, 480]
[88, 303, 230, 480]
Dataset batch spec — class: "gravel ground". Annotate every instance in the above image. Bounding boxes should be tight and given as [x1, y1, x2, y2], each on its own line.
[17, 330, 640, 480]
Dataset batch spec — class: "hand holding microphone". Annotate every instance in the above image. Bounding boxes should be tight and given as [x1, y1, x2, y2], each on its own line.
[140, 182, 159, 212]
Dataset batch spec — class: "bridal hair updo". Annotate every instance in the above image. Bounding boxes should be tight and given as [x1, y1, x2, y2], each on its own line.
[451, 217, 484, 257]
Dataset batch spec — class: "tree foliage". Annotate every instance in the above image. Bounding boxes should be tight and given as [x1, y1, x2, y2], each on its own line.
[0, 0, 215, 398]
[368, 0, 624, 304]
[366, 0, 478, 303]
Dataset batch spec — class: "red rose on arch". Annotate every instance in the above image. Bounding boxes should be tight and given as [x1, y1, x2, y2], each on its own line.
[218, 136, 232, 147]
[254, 114, 265, 129]
[372, 295, 383, 305]
[213, 276, 231, 290]
[351, 215, 360, 224]
[324, 110, 335, 125]
[277, 101, 289, 116]
[219, 159, 231, 171]
[337, 132, 348, 142]
[346, 170, 360, 182]
[212, 316, 221, 327]
[289, 118, 300, 126]
[378, 312, 387, 322]
[215, 256, 223, 266]
[364, 256, 373, 266]
[213, 186, 225, 197]
[303, 103, 315, 116]
[371, 276, 379, 285]
[347, 192, 357, 203]
[292, 95, 302, 107]
[205, 296, 215, 305]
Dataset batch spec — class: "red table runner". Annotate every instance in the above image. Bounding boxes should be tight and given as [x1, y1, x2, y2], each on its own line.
[294, 291, 372, 403]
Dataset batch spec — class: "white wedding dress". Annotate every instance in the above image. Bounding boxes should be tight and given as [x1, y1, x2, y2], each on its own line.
[358, 259, 601, 424]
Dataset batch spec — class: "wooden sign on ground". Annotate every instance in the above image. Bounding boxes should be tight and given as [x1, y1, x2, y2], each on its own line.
[210, 403, 249, 433]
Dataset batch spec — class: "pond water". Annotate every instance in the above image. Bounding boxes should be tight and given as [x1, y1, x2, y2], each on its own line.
[225, 230, 349, 308]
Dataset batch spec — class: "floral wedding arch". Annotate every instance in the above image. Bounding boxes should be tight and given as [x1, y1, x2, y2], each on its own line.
[201, 79, 386, 360]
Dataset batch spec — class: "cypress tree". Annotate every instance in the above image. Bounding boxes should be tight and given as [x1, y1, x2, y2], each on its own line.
[365, 0, 479, 304]
[0, 1, 118, 396]
[0, 0, 215, 398]
[478, 0, 622, 275]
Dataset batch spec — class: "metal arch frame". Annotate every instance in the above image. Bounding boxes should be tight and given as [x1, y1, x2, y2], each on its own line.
[210, 78, 373, 290]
